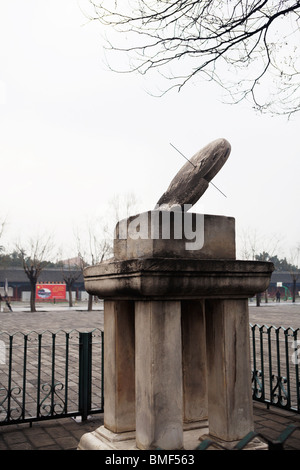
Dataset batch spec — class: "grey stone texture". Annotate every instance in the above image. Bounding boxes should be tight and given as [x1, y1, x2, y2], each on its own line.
[83, 257, 273, 300]
[156, 138, 231, 210]
[114, 212, 236, 260]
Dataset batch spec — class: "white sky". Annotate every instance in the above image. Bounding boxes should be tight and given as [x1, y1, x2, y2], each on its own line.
[0, 1, 299, 261]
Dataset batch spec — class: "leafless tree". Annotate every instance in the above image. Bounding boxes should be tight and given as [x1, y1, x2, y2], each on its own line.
[16, 236, 53, 312]
[109, 192, 139, 224]
[238, 227, 281, 261]
[75, 220, 113, 311]
[75, 192, 139, 310]
[60, 257, 84, 307]
[238, 227, 282, 305]
[88, 0, 300, 116]
[288, 244, 300, 302]
[0, 217, 6, 255]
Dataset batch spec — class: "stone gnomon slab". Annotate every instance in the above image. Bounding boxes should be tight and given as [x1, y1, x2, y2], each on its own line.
[78, 139, 274, 450]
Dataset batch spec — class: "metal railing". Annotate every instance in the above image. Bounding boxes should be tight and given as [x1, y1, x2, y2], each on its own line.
[1, 322, 300, 427]
[0, 329, 104, 426]
[251, 323, 300, 413]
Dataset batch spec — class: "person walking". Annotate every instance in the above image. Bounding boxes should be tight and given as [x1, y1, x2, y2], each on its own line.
[276, 290, 281, 302]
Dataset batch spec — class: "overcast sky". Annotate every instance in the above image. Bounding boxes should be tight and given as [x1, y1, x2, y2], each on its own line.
[0, 1, 299, 261]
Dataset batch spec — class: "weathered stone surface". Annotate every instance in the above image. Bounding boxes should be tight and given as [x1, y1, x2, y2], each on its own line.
[135, 300, 183, 450]
[156, 138, 231, 210]
[114, 212, 235, 260]
[83, 258, 274, 300]
[103, 300, 135, 433]
[205, 299, 254, 441]
[181, 300, 207, 423]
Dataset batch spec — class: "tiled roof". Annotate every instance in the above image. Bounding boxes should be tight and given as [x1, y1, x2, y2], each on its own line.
[0, 267, 297, 286]
[271, 271, 300, 283]
[0, 267, 84, 284]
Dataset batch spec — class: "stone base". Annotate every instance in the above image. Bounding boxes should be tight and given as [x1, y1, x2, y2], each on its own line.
[78, 423, 209, 451]
[78, 426, 137, 451]
[78, 422, 268, 451]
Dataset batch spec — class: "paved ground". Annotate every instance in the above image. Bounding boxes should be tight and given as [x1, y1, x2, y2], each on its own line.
[0, 301, 300, 451]
[1, 298, 299, 333]
[0, 301, 104, 333]
[0, 403, 299, 451]
[248, 300, 300, 329]
[0, 413, 104, 450]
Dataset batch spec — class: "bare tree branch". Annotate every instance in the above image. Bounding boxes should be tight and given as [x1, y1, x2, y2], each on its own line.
[60, 258, 83, 307]
[88, 0, 300, 115]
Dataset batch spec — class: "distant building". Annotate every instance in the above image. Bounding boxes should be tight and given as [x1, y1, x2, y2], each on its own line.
[0, 267, 85, 301]
[0, 267, 299, 301]
[269, 271, 300, 299]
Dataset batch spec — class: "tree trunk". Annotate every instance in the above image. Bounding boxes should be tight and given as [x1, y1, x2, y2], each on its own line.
[30, 281, 36, 312]
[88, 294, 93, 311]
[68, 285, 73, 307]
[256, 293, 261, 307]
[293, 278, 296, 303]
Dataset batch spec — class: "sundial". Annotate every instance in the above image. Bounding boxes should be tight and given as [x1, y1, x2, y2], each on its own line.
[81, 136, 275, 453]
[156, 138, 231, 210]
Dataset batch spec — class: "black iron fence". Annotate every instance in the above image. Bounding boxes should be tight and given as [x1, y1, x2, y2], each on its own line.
[251, 323, 300, 413]
[0, 329, 103, 426]
[0, 322, 300, 427]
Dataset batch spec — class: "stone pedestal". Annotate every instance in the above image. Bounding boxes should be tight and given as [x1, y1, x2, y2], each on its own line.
[205, 299, 253, 441]
[78, 211, 274, 451]
[182, 300, 207, 424]
[135, 300, 183, 450]
[103, 300, 135, 433]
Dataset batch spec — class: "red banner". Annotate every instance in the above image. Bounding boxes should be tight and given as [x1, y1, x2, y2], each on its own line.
[36, 283, 66, 301]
